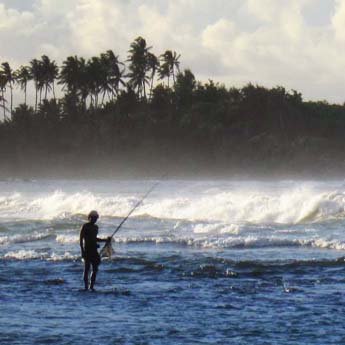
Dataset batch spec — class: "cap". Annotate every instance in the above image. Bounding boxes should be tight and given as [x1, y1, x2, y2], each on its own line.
[88, 210, 99, 219]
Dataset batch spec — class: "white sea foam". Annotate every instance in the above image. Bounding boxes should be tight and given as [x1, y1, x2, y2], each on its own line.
[0, 181, 345, 225]
[2, 235, 345, 260]
[105, 235, 317, 249]
[56, 234, 79, 244]
[105, 235, 345, 251]
[48, 252, 79, 261]
[193, 223, 222, 234]
[4, 250, 46, 259]
[0, 232, 50, 245]
[193, 223, 240, 235]
[206, 237, 345, 250]
[2, 249, 79, 261]
[3, 180, 345, 264]
[0, 190, 137, 220]
[304, 238, 345, 251]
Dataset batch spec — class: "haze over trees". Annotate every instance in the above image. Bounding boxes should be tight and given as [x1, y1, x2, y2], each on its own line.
[0, 36, 345, 178]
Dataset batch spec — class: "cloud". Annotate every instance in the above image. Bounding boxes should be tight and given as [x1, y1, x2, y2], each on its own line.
[0, 0, 344, 103]
[332, 0, 345, 41]
[37, 0, 75, 16]
[0, 4, 36, 34]
[200, 0, 344, 102]
[202, 19, 238, 51]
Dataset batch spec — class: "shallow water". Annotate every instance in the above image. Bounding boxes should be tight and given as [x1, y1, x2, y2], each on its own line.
[2, 179, 345, 344]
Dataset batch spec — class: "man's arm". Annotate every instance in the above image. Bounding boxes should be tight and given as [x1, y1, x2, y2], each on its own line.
[79, 226, 85, 258]
[96, 236, 111, 243]
[95, 225, 111, 243]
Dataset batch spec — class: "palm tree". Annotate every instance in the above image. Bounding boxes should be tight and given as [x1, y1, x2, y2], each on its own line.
[100, 50, 125, 101]
[50, 61, 59, 100]
[0, 73, 7, 120]
[99, 51, 114, 105]
[127, 36, 151, 99]
[59, 55, 90, 106]
[1, 62, 15, 114]
[159, 50, 180, 86]
[158, 62, 170, 87]
[59, 55, 91, 110]
[40, 55, 59, 100]
[59, 56, 84, 94]
[15, 66, 31, 105]
[77, 58, 89, 108]
[86, 56, 105, 109]
[146, 52, 160, 100]
[30, 59, 44, 111]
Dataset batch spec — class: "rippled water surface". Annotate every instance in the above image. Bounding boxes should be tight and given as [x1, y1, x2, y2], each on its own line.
[2, 179, 345, 344]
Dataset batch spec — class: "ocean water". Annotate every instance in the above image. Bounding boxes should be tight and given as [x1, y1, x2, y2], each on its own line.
[2, 179, 345, 344]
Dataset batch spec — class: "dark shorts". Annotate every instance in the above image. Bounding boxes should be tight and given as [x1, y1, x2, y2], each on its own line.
[84, 252, 101, 267]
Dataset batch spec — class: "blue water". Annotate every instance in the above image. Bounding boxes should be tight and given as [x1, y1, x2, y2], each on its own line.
[2, 179, 345, 344]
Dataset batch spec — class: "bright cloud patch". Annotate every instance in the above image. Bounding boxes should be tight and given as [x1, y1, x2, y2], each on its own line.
[0, 0, 344, 103]
[0, 4, 36, 33]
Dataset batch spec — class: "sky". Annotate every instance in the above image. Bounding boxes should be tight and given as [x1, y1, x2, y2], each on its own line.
[1, 0, 345, 103]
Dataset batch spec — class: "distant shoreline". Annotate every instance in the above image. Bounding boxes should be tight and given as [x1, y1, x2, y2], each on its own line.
[2, 39, 345, 182]
[1, 156, 344, 181]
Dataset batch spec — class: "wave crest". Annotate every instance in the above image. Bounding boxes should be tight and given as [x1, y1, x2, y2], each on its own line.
[0, 184, 345, 224]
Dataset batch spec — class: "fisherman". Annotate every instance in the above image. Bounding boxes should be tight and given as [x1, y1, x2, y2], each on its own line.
[80, 210, 111, 291]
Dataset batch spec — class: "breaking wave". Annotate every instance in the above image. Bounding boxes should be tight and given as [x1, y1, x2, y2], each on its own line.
[2, 236, 345, 261]
[3, 233, 345, 257]
[0, 231, 51, 245]
[0, 185, 345, 224]
[106, 236, 345, 251]
[3, 249, 78, 260]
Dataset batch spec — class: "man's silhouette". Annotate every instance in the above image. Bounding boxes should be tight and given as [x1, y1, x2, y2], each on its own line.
[80, 210, 110, 291]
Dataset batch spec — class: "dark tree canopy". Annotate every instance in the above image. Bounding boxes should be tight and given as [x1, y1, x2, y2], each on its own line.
[0, 36, 345, 178]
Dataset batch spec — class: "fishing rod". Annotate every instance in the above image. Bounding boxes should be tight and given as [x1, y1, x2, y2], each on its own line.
[100, 178, 164, 256]
[111, 179, 161, 238]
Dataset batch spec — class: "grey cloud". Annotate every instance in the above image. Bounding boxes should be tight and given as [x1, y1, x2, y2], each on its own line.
[0, 0, 343, 103]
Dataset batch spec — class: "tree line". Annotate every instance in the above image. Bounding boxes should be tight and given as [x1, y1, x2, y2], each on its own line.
[0, 36, 180, 119]
[1, 36, 345, 177]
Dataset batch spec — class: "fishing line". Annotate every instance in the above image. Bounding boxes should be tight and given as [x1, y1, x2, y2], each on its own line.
[100, 176, 165, 257]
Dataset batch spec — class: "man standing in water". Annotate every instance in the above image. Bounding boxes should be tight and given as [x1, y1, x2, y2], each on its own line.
[80, 210, 110, 291]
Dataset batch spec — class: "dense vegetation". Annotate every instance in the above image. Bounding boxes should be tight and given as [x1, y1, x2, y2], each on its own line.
[1, 36, 345, 178]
